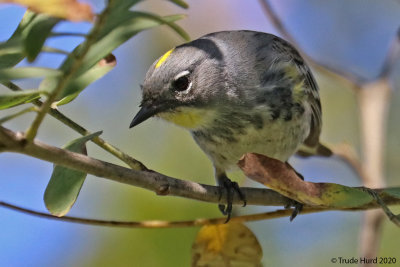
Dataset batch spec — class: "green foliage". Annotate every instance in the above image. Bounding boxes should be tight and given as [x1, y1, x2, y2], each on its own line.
[54, 60, 115, 105]
[0, 0, 189, 215]
[44, 131, 102, 216]
[0, 90, 42, 110]
[41, 11, 188, 102]
[24, 15, 60, 62]
[0, 67, 61, 81]
[0, 11, 58, 68]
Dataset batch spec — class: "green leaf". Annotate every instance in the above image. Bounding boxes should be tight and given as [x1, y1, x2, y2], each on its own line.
[0, 11, 39, 69]
[110, 0, 142, 13]
[0, 39, 25, 69]
[24, 15, 60, 62]
[0, 40, 24, 56]
[40, 11, 188, 101]
[77, 11, 188, 77]
[167, 0, 189, 9]
[56, 54, 116, 104]
[10, 11, 38, 38]
[0, 11, 62, 68]
[0, 67, 61, 81]
[44, 131, 102, 217]
[41, 46, 70, 55]
[0, 90, 42, 110]
[156, 14, 190, 41]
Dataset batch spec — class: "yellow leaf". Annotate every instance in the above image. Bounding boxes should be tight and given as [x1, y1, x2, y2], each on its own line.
[192, 223, 263, 267]
[1, 0, 94, 22]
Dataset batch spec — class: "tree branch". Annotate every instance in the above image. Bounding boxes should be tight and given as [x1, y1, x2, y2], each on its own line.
[357, 78, 391, 262]
[1, 81, 147, 171]
[0, 125, 290, 207]
[258, 0, 366, 86]
[1, 125, 400, 211]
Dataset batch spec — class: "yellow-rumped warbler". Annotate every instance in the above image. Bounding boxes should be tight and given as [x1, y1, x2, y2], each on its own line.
[130, 30, 331, 221]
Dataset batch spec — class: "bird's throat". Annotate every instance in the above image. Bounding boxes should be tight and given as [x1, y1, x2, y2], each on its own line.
[158, 107, 215, 129]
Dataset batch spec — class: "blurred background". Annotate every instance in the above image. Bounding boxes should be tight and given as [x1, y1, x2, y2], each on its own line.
[1, 0, 400, 266]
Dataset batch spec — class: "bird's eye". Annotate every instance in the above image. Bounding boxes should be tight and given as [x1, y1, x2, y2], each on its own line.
[172, 71, 192, 92]
[173, 76, 190, 91]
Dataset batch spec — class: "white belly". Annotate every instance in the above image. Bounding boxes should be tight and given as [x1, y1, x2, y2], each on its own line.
[192, 112, 310, 171]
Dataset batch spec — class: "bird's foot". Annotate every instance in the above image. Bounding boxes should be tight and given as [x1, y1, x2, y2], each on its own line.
[284, 199, 303, 221]
[217, 175, 246, 223]
[283, 163, 304, 221]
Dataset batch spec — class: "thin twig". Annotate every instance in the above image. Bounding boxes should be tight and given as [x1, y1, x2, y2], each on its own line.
[1, 81, 147, 171]
[362, 188, 400, 227]
[0, 200, 385, 229]
[0, 200, 319, 228]
[24, 0, 115, 141]
[41, 46, 70, 55]
[258, 0, 366, 86]
[380, 27, 400, 78]
[0, 106, 36, 124]
[50, 32, 87, 38]
[332, 143, 365, 180]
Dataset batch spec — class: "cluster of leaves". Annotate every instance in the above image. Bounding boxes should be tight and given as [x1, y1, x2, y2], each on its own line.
[0, 3, 267, 265]
[0, 0, 189, 215]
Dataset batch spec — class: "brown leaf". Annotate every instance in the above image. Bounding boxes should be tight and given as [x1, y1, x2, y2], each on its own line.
[238, 153, 374, 208]
[238, 153, 323, 204]
[2, 0, 94, 22]
[192, 223, 262, 267]
[98, 53, 117, 67]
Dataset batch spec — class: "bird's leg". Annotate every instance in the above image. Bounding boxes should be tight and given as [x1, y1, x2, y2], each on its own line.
[284, 163, 304, 221]
[216, 172, 247, 223]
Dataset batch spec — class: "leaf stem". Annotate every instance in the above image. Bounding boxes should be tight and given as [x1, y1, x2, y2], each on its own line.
[24, 0, 115, 142]
[0, 106, 36, 124]
[50, 32, 87, 38]
[1, 81, 147, 170]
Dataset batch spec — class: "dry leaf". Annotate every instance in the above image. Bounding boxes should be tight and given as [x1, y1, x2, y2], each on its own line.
[237, 153, 311, 201]
[192, 223, 262, 267]
[238, 153, 373, 208]
[98, 53, 116, 67]
[2, 0, 94, 22]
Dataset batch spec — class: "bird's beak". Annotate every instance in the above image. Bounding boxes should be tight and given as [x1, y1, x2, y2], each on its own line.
[129, 105, 160, 128]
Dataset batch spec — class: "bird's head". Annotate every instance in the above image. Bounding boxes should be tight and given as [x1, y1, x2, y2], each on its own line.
[130, 38, 232, 130]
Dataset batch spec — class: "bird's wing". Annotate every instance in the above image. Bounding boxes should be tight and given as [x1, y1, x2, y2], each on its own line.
[271, 37, 322, 146]
[295, 61, 322, 147]
[270, 37, 331, 156]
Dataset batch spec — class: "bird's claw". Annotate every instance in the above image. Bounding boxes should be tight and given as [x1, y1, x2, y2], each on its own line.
[285, 199, 303, 221]
[218, 177, 246, 223]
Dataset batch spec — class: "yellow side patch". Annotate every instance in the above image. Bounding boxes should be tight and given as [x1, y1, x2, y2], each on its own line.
[155, 48, 174, 68]
[158, 107, 215, 129]
[292, 79, 305, 101]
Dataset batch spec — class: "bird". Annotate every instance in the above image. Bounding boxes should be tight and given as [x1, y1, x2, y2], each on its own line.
[129, 30, 331, 221]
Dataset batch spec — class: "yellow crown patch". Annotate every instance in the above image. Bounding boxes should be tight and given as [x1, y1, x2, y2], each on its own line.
[155, 48, 174, 69]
